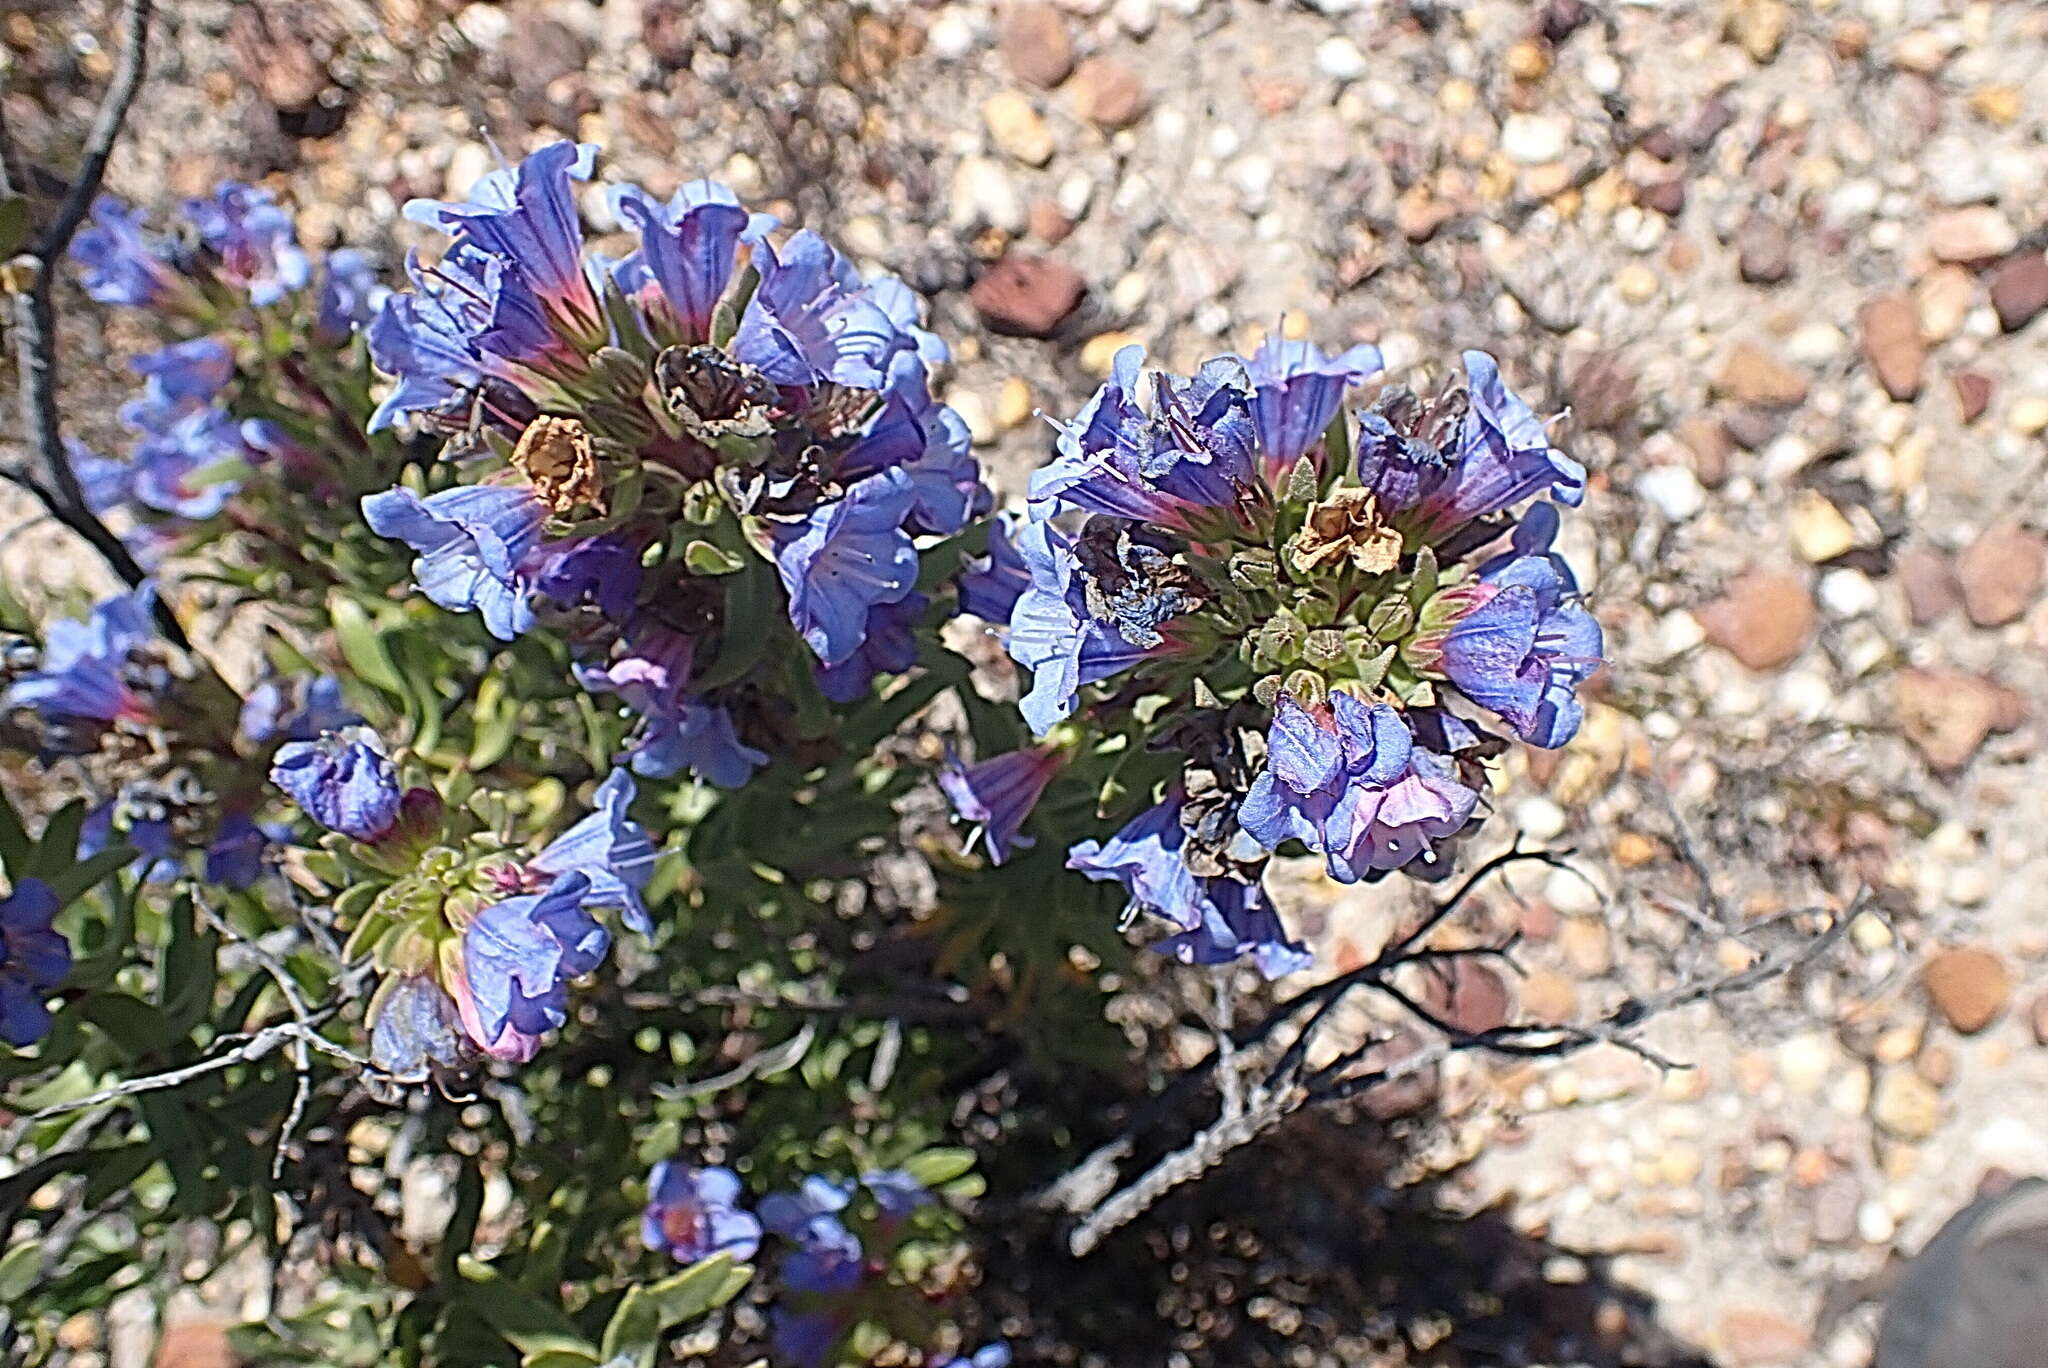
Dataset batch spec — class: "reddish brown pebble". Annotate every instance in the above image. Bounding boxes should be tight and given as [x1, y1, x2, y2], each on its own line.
[1736, 215, 1793, 285]
[153, 1323, 238, 1368]
[1988, 251, 2048, 333]
[1925, 946, 2013, 1034]
[1697, 569, 1816, 671]
[968, 253, 1085, 337]
[1953, 369, 1993, 423]
[1896, 668, 2007, 770]
[1896, 547, 1962, 625]
[1859, 293, 1926, 401]
[1677, 415, 1733, 486]
[1720, 1308, 1811, 1366]
[1713, 342, 1809, 407]
[1422, 958, 1511, 1035]
[1026, 199, 1073, 245]
[998, 2, 1074, 89]
[1955, 522, 2047, 627]
[1638, 177, 1686, 216]
[1071, 57, 1148, 129]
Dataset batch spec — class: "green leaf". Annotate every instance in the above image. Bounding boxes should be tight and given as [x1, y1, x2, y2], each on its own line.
[27, 800, 88, 880]
[156, 894, 220, 1035]
[0, 194, 27, 258]
[682, 540, 744, 575]
[0, 784, 30, 875]
[0, 1238, 40, 1303]
[598, 1256, 752, 1368]
[456, 1255, 599, 1362]
[48, 845, 137, 906]
[330, 593, 406, 697]
[467, 674, 521, 771]
[900, 1147, 976, 1187]
[694, 557, 774, 690]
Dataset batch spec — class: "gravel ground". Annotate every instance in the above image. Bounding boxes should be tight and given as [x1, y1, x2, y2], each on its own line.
[9, 1, 2048, 1364]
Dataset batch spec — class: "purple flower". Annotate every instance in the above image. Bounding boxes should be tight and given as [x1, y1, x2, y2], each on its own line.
[362, 484, 546, 640]
[528, 531, 648, 619]
[609, 183, 753, 344]
[813, 593, 926, 704]
[1237, 691, 1411, 877]
[939, 744, 1062, 865]
[1241, 336, 1382, 477]
[642, 1163, 763, 1263]
[203, 813, 269, 889]
[365, 244, 553, 432]
[129, 406, 248, 519]
[69, 197, 183, 308]
[239, 674, 356, 745]
[860, 1169, 932, 1219]
[1360, 351, 1585, 541]
[957, 512, 1031, 626]
[369, 974, 470, 1082]
[1006, 521, 1164, 735]
[455, 871, 610, 1061]
[773, 468, 919, 666]
[1336, 744, 1482, 882]
[577, 628, 767, 786]
[0, 879, 71, 1047]
[763, 1176, 864, 1293]
[5, 584, 161, 731]
[184, 183, 311, 306]
[1067, 791, 1208, 931]
[1154, 877, 1311, 980]
[733, 231, 900, 389]
[836, 353, 985, 537]
[132, 338, 233, 406]
[269, 726, 403, 841]
[1437, 552, 1602, 749]
[526, 769, 658, 935]
[773, 1312, 843, 1368]
[404, 141, 604, 340]
[314, 248, 389, 344]
[1029, 346, 1259, 525]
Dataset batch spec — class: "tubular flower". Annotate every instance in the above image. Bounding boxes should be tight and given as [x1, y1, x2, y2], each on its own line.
[357, 140, 983, 782]
[0, 879, 72, 1047]
[642, 1163, 763, 1263]
[270, 726, 404, 841]
[1018, 339, 1600, 961]
[454, 871, 611, 1061]
[939, 743, 1064, 865]
[4, 585, 165, 738]
[184, 183, 312, 306]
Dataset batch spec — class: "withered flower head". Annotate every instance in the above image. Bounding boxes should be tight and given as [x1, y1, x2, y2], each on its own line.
[1287, 488, 1401, 575]
[511, 415, 605, 516]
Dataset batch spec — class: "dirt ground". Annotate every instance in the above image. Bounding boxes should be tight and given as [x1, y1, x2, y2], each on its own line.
[9, 1, 2048, 1364]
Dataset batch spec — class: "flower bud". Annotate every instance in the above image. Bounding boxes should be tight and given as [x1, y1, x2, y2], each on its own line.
[1302, 629, 1346, 667]
[1366, 596, 1416, 641]
[1227, 547, 1279, 591]
[1284, 669, 1328, 708]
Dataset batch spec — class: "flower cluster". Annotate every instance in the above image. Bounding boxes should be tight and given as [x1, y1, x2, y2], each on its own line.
[0, 583, 322, 904]
[67, 186, 389, 564]
[945, 341, 1601, 974]
[638, 1162, 995, 1368]
[358, 142, 985, 786]
[269, 726, 654, 1072]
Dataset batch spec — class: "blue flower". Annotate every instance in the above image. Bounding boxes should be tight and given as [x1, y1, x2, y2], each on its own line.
[860, 1169, 932, 1219]
[935, 1346, 1013, 1368]
[314, 248, 389, 344]
[1237, 691, 1411, 877]
[956, 512, 1031, 626]
[132, 338, 234, 406]
[773, 468, 919, 666]
[813, 593, 927, 703]
[836, 352, 985, 537]
[642, 1163, 763, 1263]
[772, 1311, 843, 1368]
[1326, 740, 1483, 882]
[368, 974, 470, 1082]
[456, 871, 610, 1060]
[361, 484, 546, 640]
[1006, 521, 1164, 735]
[609, 183, 753, 344]
[69, 196, 183, 308]
[1437, 552, 1602, 749]
[1154, 877, 1311, 980]
[239, 674, 356, 745]
[733, 230, 901, 389]
[269, 726, 403, 841]
[763, 1176, 864, 1293]
[1360, 352, 1585, 542]
[404, 141, 604, 340]
[184, 183, 311, 306]
[1067, 791, 1209, 932]
[1029, 346, 1259, 525]
[526, 769, 658, 935]
[577, 628, 767, 786]
[365, 245, 552, 432]
[5, 584, 160, 731]
[1241, 336, 1382, 477]
[0, 879, 71, 1047]
[129, 406, 248, 519]
[939, 743, 1063, 865]
[527, 530, 647, 620]
[203, 813, 269, 889]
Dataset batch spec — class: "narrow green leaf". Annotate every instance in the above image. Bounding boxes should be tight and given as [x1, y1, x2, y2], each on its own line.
[329, 594, 406, 696]
[0, 784, 30, 875]
[900, 1147, 976, 1187]
[0, 1239, 40, 1302]
[599, 1256, 751, 1368]
[455, 1255, 599, 1360]
[0, 194, 27, 258]
[27, 800, 88, 880]
[48, 846, 137, 906]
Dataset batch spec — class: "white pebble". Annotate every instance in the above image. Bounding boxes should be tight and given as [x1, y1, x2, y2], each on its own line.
[1818, 568, 1879, 617]
[926, 8, 977, 59]
[1514, 797, 1569, 842]
[1314, 37, 1368, 81]
[1635, 465, 1707, 522]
